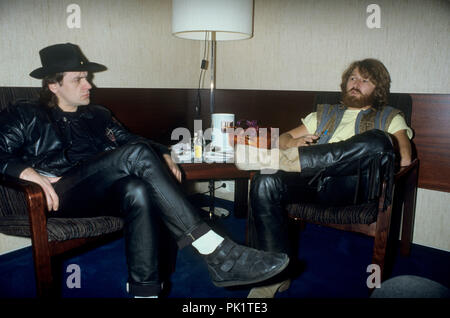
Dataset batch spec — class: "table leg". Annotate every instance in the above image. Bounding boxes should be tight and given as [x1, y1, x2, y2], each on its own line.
[234, 179, 249, 218]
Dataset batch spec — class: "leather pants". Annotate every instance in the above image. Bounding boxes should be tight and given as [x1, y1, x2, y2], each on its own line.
[51, 140, 211, 296]
[249, 130, 394, 257]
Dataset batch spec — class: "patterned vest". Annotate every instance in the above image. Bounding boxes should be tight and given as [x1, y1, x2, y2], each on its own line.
[315, 104, 403, 144]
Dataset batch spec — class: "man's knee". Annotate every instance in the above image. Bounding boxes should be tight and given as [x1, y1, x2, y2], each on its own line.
[121, 141, 156, 157]
[123, 177, 148, 195]
[114, 176, 150, 208]
[114, 141, 161, 172]
[250, 173, 285, 201]
[354, 129, 394, 153]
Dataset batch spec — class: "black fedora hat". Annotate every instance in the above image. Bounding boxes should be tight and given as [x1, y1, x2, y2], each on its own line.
[30, 43, 107, 79]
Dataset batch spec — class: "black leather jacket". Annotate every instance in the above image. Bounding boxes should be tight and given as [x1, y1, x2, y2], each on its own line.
[0, 100, 169, 178]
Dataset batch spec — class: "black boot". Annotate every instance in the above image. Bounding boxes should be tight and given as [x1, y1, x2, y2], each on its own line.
[203, 238, 289, 287]
[299, 129, 393, 174]
[299, 129, 396, 206]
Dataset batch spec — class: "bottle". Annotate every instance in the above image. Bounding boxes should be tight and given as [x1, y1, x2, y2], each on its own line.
[193, 130, 204, 163]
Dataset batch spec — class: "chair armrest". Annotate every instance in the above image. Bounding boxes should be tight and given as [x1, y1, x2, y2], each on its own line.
[0, 173, 48, 241]
[0, 173, 46, 213]
[395, 158, 419, 181]
[1, 172, 42, 193]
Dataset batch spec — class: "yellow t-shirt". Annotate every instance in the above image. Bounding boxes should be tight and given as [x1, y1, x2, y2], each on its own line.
[301, 109, 413, 143]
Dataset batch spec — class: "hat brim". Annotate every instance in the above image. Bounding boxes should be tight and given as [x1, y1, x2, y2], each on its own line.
[29, 62, 107, 79]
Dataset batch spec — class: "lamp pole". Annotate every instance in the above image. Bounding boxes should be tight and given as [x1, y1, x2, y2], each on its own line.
[210, 31, 216, 115]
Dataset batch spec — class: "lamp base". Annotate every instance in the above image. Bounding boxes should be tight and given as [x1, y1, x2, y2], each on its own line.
[201, 206, 230, 218]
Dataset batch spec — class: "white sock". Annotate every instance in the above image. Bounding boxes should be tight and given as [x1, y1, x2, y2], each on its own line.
[192, 230, 225, 255]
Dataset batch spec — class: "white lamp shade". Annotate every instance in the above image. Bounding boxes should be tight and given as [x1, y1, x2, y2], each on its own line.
[172, 0, 254, 41]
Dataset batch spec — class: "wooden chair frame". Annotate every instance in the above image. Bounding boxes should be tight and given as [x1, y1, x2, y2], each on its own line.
[288, 158, 419, 281]
[0, 174, 123, 297]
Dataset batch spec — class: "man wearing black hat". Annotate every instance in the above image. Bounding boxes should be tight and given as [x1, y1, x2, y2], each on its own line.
[0, 43, 289, 297]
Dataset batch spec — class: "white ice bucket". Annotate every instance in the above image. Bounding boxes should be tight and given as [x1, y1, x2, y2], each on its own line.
[211, 113, 235, 151]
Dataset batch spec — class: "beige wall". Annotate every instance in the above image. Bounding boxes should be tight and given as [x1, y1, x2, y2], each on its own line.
[1, 0, 449, 92]
[0, 0, 449, 253]
[215, 0, 450, 93]
[414, 189, 450, 251]
[0, 0, 199, 88]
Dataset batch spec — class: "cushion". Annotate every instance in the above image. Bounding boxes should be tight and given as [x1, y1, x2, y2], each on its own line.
[0, 184, 29, 217]
[286, 201, 378, 224]
[0, 215, 123, 242]
[1, 178, 123, 242]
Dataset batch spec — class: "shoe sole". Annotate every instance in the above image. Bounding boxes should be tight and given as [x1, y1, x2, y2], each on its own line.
[212, 257, 290, 288]
[247, 279, 291, 298]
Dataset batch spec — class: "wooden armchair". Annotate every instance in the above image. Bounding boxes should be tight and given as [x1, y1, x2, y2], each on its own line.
[286, 92, 419, 282]
[0, 174, 124, 297]
[0, 87, 124, 297]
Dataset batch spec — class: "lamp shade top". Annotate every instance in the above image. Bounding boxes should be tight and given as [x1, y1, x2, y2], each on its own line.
[172, 0, 254, 41]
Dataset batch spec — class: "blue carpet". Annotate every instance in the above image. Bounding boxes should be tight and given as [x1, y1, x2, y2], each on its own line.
[0, 195, 449, 299]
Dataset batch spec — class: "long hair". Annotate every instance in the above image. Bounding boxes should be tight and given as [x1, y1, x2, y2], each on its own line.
[340, 59, 391, 109]
[39, 72, 64, 108]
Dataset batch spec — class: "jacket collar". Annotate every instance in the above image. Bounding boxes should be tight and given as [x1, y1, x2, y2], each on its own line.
[50, 105, 94, 122]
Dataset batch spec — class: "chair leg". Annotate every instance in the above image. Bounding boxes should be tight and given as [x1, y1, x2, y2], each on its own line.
[400, 166, 418, 256]
[372, 205, 393, 282]
[32, 246, 56, 297]
[29, 222, 58, 297]
[297, 219, 306, 231]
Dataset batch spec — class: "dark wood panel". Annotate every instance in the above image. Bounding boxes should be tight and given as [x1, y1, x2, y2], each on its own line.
[91, 88, 194, 145]
[1, 86, 449, 192]
[212, 89, 316, 134]
[410, 94, 450, 192]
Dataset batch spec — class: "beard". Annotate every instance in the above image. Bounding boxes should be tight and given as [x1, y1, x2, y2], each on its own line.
[342, 88, 375, 109]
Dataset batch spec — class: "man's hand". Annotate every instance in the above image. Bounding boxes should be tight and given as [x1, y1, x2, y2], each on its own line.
[288, 134, 319, 148]
[19, 167, 61, 211]
[163, 153, 182, 183]
[279, 124, 319, 149]
[279, 133, 319, 149]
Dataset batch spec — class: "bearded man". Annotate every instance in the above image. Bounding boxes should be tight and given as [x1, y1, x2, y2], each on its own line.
[241, 58, 413, 298]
